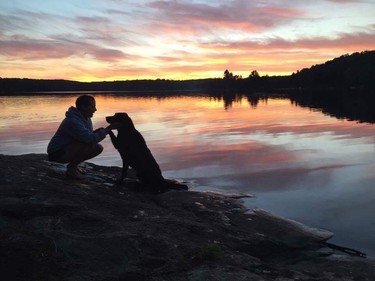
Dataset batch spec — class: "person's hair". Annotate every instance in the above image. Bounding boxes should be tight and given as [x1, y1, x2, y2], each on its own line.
[76, 95, 95, 110]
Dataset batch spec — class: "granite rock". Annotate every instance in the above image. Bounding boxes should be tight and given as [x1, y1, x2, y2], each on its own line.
[1, 154, 374, 281]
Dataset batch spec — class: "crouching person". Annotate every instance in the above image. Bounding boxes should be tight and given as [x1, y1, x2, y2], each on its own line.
[47, 95, 118, 179]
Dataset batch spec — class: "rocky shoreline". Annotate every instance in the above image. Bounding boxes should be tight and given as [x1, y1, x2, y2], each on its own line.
[1, 154, 374, 281]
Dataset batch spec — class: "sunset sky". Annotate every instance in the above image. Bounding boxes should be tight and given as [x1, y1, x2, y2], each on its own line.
[1, 0, 374, 81]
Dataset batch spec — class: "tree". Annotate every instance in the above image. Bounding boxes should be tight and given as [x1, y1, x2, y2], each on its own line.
[249, 70, 260, 78]
[224, 69, 234, 79]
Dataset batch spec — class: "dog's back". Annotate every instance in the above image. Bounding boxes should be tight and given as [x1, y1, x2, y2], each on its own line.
[125, 130, 164, 184]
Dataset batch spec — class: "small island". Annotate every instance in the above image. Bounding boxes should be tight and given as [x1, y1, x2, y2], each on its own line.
[0, 154, 374, 280]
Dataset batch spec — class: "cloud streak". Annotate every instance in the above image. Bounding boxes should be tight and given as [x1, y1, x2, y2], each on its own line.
[0, 36, 128, 61]
[148, 0, 303, 30]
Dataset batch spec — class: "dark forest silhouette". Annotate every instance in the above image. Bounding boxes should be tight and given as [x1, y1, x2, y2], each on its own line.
[1, 50, 374, 94]
[1, 50, 374, 123]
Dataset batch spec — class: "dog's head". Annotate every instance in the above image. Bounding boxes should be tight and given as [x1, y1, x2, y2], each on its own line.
[106, 113, 136, 130]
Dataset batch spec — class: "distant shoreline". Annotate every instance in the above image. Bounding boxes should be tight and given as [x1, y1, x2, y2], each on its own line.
[1, 50, 374, 95]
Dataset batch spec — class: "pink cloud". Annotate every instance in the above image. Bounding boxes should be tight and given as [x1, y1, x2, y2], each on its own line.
[75, 16, 131, 46]
[89, 48, 127, 61]
[0, 38, 74, 60]
[147, 0, 303, 34]
[0, 36, 128, 62]
[0, 10, 131, 62]
[199, 31, 375, 51]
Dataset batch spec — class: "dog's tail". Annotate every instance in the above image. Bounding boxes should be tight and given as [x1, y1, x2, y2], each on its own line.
[147, 179, 188, 194]
[163, 179, 189, 191]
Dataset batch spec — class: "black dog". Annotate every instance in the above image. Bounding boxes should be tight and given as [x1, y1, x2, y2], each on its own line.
[106, 113, 188, 193]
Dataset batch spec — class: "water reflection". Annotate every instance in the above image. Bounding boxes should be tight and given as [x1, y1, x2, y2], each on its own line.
[1, 93, 375, 255]
[289, 88, 375, 123]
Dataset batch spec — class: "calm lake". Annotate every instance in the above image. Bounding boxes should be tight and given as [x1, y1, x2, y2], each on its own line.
[1, 92, 374, 256]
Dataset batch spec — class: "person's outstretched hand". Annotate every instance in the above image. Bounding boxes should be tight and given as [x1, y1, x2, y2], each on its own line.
[106, 122, 122, 130]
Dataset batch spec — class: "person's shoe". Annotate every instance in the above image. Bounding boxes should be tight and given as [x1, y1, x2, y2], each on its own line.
[76, 166, 87, 174]
[66, 165, 85, 179]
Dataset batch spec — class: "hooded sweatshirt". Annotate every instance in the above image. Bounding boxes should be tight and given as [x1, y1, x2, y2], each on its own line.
[47, 106, 109, 154]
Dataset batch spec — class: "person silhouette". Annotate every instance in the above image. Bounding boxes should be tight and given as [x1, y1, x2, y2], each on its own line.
[47, 95, 118, 179]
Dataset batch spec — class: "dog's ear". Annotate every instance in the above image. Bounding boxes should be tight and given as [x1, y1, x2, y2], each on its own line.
[112, 113, 128, 121]
[114, 113, 128, 117]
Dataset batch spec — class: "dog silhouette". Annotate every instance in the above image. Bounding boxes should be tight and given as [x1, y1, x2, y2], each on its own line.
[106, 113, 188, 193]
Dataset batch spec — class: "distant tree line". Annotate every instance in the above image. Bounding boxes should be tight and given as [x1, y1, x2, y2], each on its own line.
[291, 51, 375, 90]
[221, 50, 375, 92]
[1, 50, 374, 96]
[288, 51, 375, 123]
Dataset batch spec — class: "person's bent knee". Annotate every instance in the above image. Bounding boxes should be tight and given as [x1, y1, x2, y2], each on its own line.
[77, 143, 102, 155]
[92, 143, 104, 156]
[62, 142, 103, 163]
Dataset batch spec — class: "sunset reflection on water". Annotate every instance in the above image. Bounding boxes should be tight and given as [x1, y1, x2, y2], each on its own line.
[1, 93, 375, 255]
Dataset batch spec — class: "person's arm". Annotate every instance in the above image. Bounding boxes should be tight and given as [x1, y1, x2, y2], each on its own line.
[63, 119, 109, 144]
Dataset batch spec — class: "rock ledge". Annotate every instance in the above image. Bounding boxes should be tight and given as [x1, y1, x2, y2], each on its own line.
[1, 154, 374, 281]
